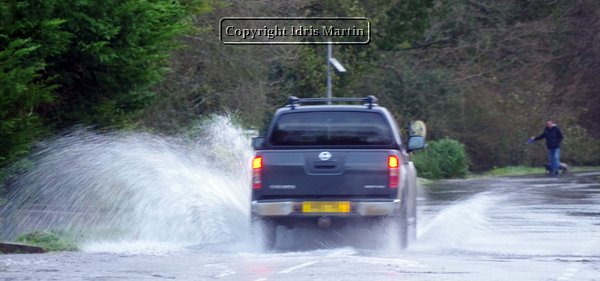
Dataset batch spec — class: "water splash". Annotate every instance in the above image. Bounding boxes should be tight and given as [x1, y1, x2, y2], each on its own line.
[414, 192, 513, 253]
[0, 116, 254, 250]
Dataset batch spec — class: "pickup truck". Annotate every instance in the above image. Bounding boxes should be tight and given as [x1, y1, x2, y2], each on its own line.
[250, 96, 425, 249]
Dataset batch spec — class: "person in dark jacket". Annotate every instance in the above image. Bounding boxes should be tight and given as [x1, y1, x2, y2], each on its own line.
[529, 120, 564, 175]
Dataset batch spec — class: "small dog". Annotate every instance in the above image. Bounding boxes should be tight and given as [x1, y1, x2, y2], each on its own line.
[544, 162, 569, 175]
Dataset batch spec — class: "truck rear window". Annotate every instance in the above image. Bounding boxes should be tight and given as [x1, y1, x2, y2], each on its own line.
[269, 111, 393, 146]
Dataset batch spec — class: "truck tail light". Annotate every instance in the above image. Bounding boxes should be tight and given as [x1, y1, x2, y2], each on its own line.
[252, 156, 263, 189]
[388, 155, 399, 188]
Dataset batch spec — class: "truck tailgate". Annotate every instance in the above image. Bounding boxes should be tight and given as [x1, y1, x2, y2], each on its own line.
[254, 149, 397, 199]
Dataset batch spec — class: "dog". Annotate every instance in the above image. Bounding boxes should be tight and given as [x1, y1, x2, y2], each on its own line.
[544, 162, 569, 175]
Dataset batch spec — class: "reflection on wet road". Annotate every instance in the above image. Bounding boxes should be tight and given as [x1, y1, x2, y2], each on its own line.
[2, 172, 600, 281]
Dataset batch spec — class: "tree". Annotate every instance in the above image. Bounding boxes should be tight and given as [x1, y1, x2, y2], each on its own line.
[0, 1, 69, 166]
[43, 0, 195, 127]
[0, 39, 54, 167]
[0, 0, 198, 166]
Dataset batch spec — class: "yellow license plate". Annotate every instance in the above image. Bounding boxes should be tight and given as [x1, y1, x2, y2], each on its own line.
[302, 201, 351, 213]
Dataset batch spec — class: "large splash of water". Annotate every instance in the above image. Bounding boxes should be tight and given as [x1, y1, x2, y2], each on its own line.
[0, 116, 254, 250]
[414, 193, 510, 253]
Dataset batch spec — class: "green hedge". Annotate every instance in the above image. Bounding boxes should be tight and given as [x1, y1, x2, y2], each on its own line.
[412, 138, 469, 179]
[0, 0, 198, 170]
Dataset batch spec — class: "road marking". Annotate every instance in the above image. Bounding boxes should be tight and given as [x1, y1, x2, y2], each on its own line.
[251, 260, 319, 280]
[278, 261, 318, 274]
[557, 265, 581, 281]
[205, 263, 236, 278]
[555, 234, 597, 281]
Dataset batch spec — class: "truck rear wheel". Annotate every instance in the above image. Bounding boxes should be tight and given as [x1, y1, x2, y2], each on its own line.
[406, 162, 418, 245]
[251, 216, 277, 251]
[382, 189, 410, 250]
[384, 209, 408, 250]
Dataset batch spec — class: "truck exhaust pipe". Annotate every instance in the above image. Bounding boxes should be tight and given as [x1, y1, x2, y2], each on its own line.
[317, 216, 332, 228]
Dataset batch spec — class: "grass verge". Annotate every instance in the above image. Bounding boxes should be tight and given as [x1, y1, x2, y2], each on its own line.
[481, 165, 600, 177]
[15, 231, 78, 252]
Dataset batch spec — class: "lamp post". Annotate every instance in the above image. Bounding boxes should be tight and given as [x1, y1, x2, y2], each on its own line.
[326, 42, 346, 103]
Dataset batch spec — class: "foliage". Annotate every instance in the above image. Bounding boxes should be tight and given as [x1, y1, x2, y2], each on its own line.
[483, 165, 600, 177]
[0, 0, 199, 171]
[388, 0, 600, 170]
[561, 125, 600, 166]
[138, 0, 600, 172]
[15, 231, 78, 252]
[0, 40, 57, 168]
[141, 0, 437, 133]
[413, 139, 469, 179]
[359, 65, 463, 140]
[42, 0, 194, 127]
[374, 0, 434, 51]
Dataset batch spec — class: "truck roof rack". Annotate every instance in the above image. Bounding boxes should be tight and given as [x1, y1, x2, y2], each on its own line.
[287, 95, 378, 109]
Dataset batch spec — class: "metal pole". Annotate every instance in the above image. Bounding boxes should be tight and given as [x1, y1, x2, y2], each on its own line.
[326, 42, 332, 103]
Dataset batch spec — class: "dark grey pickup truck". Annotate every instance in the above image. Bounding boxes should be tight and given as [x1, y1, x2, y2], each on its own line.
[250, 96, 425, 249]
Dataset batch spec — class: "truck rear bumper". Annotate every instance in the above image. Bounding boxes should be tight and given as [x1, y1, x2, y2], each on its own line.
[251, 199, 401, 217]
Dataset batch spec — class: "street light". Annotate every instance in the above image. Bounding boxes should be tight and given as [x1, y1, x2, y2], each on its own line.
[329, 58, 346, 73]
[326, 42, 346, 103]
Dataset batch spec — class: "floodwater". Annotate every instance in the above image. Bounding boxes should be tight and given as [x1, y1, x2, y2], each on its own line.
[1, 118, 599, 280]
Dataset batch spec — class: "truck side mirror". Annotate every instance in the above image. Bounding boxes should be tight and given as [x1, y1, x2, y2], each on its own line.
[407, 135, 425, 152]
[252, 137, 265, 150]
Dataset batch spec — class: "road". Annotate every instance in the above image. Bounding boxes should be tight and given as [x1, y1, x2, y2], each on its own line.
[2, 172, 600, 281]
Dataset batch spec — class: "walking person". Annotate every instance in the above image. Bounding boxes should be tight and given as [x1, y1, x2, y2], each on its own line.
[529, 120, 564, 176]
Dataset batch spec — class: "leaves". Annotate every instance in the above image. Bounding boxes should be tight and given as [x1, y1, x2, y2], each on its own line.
[413, 139, 470, 179]
[0, 38, 55, 166]
[0, 0, 199, 166]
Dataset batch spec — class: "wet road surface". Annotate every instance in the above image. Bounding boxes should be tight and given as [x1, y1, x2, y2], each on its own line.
[2, 172, 600, 281]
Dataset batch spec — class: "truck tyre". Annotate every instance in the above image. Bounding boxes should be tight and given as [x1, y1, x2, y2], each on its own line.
[406, 164, 418, 244]
[407, 204, 417, 245]
[381, 212, 408, 250]
[251, 216, 277, 251]
[398, 200, 409, 249]
[385, 188, 409, 249]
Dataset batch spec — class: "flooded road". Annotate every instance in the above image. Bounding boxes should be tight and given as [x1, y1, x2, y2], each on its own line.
[2, 171, 599, 281]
